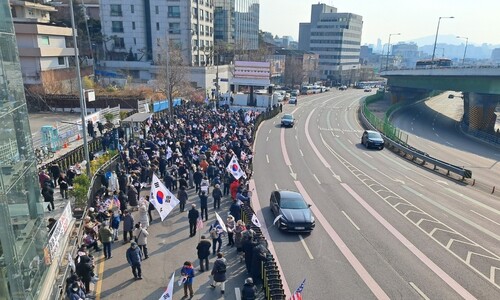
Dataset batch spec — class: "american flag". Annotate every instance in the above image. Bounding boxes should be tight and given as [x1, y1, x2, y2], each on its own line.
[290, 278, 305, 300]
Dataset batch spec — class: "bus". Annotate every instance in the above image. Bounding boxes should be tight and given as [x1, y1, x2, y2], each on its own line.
[301, 85, 322, 95]
[415, 58, 452, 69]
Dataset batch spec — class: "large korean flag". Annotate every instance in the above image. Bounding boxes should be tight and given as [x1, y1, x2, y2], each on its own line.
[150, 174, 180, 221]
[226, 155, 247, 180]
[159, 272, 175, 300]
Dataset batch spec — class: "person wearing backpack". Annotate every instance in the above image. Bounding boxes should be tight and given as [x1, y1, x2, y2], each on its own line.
[210, 252, 227, 295]
[209, 221, 223, 255]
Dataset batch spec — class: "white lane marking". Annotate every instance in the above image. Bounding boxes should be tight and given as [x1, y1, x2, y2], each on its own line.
[266, 136, 269, 142]
[404, 176, 425, 187]
[470, 210, 500, 226]
[409, 282, 430, 300]
[347, 139, 353, 145]
[274, 183, 279, 190]
[269, 129, 272, 134]
[436, 180, 449, 186]
[362, 152, 373, 158]
[299, 235, 314, 259]
[235, 288, 241, 300]
[266, 155, 269, 164]
[299, 149, 304, 157]
[342, 211, 360, 230]
[313, 174, 321, 185]
[295, 135, 298, 140]
[445, 188, 500, 216]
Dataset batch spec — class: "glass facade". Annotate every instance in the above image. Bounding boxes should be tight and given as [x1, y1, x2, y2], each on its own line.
[0, 2, 49, 299]
[214, 0, 259, 50]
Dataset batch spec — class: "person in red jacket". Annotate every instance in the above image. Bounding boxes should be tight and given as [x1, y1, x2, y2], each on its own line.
[230, 179, 240, 200]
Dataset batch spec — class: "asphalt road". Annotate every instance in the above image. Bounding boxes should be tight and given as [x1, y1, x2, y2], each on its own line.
[251, 90, 500, 299]
[390, 93, 500, 190]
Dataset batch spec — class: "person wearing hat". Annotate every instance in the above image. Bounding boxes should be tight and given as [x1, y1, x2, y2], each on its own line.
[67, 281, 86, 300]
[241, 277, 257, 300]
[126, 241, 143, 280]
[226, 215, 235, 247]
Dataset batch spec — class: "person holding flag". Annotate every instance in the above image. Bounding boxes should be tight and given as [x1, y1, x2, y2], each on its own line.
[180, 261, 195, 299]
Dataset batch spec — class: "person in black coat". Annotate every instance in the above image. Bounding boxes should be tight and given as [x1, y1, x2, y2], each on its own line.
[177, 186, 188, 212]
[147, 195, 156, 222]
[127, 185, 138, 209]
[241, 277, 257, 300]
[250, 240, 268, 285]
[75, 255, 93, 294]
[118, 190, 128, 213]
[193, 169, 203, 193]
[187, 204, 200, 237]
[229, 200, 241, 222]
[118, 172, 128, 194]
[196, 235, 212, 272]
[42, 183, 55, 211]
[49, 163, 61, 188]
[199, 191, 208, 221]
[212, 184, 223, 210]
[164, 172, 174, 191]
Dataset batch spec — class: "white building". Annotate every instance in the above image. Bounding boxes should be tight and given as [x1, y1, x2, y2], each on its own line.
[99, 0, 227, 90]
[10, 0, 90, 93]
[298, 3, 363, 84]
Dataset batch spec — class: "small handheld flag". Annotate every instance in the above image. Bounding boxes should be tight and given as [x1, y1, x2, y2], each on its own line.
[251, 214, 262, 228]
[290, 278, 306, 300]
[215, 212, 228, 232]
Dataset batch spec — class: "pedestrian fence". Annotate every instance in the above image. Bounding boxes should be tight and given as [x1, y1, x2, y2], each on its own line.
[38, 137, 102, 172]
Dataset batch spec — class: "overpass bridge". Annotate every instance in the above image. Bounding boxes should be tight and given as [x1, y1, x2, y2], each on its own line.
[381, 67, 500, 132]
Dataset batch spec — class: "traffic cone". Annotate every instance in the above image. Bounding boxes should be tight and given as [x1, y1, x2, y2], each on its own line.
[63, 141, 68, 148]
[77, 134, 81, 141]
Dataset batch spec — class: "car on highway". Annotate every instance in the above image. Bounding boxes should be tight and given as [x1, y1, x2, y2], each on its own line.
[270, 190, 315, 233]
[364, 87, 372, 92]
[281, 114, 295, 127]
[288, 97, 297, 104]
[361, 130, 385, 150]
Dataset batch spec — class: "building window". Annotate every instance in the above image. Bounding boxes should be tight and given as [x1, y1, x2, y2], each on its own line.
[169, 22, 181, 34]
[155, 6, 159, 14]
[200, 9, 204, 20]
[157, 38, 161, 46]
[192, 8, 197, 17]
[40, 36, 50, 45]
[205, 26, 209, 36]
[133, 38, 137, 45]
[131, 5, 134, 13]
[110, 4, 122, 16]
[113, 37, 125, 48]
[168, 6, 180, 17]
[111, 21, 124, 33]
[57, 57, 65, 65]
[156, 22, 160, 31]
[28, 8, 34, 16]
[132, 22, 135, 30]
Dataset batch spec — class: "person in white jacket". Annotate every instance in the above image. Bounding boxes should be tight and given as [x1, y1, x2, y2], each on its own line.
[138, 202, 150, 229]
[109, 171, 120, 193]
[133, 223, 149, 259]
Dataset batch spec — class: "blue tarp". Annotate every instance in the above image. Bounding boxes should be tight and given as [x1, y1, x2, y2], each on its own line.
[95, 70, 125, 78]
[153, 98, 182, 112]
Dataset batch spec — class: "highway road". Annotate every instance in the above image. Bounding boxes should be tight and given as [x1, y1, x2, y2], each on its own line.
[251, 90, 500, 299]
[391, 93, 500, 191]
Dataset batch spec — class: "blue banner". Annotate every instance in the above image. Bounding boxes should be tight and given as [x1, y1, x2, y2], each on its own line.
[153, 98, 182, 112]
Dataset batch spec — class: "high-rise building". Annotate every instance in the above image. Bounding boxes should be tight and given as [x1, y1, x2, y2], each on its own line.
[0, 1, 50, 299]
[214, 0, 259, 50]
[298, 3, 363, 84]
[392, 42, 420, 69]
[99, 0, 215, 80]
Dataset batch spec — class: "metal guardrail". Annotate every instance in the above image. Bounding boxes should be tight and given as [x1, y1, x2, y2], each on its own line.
[361, 95, 472, 180]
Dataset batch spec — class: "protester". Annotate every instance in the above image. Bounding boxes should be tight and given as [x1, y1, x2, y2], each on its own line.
[122, 210, 135, 243]
[125, 242, 143, 280]
[199, 191, 209, 221]
[210, 252, 227, 295]
[234, 220, 246, 262]
[196, 235, 211, 272]
[212, 184, 222, 210]
[138, 201, 150, 229]
[42, 182, 55, 211]
[188, 204, 200, 237]
[58, 174, 69, 199]
[110, 210, 121, 242]
[98, 221, 114, 259]
[209, 220, 224, 255]
[226, 215, 236, 247]
[241, 277, 257, 300]
[177, 186, 188, 212]
[180, 261, 195, 299]
[133, 223, 149, 259]
[68, 282, 86, 300]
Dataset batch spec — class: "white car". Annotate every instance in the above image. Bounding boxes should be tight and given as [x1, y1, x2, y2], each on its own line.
[289, 97, 297, 104]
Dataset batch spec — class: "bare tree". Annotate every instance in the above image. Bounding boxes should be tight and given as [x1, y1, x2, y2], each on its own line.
[284, 57, 305, 87]
[154, 41, 189, 121]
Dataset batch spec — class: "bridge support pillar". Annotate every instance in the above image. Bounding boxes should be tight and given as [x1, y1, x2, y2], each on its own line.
[463, 92, 498, 132]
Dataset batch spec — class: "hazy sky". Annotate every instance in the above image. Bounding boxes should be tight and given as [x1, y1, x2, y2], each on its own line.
[260, 0, 500, 46]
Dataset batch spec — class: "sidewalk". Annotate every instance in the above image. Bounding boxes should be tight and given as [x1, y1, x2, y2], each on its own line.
[95, 187, 265, 300]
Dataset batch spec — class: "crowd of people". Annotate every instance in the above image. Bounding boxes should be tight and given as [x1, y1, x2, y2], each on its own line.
[46, 102, 275, 299]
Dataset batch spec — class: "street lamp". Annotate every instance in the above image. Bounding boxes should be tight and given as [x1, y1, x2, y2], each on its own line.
[67, 0, 91, 177]
[431, 16, 454, 63]
[456, 36, 469, 65]
[385, 33, 401, 71]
